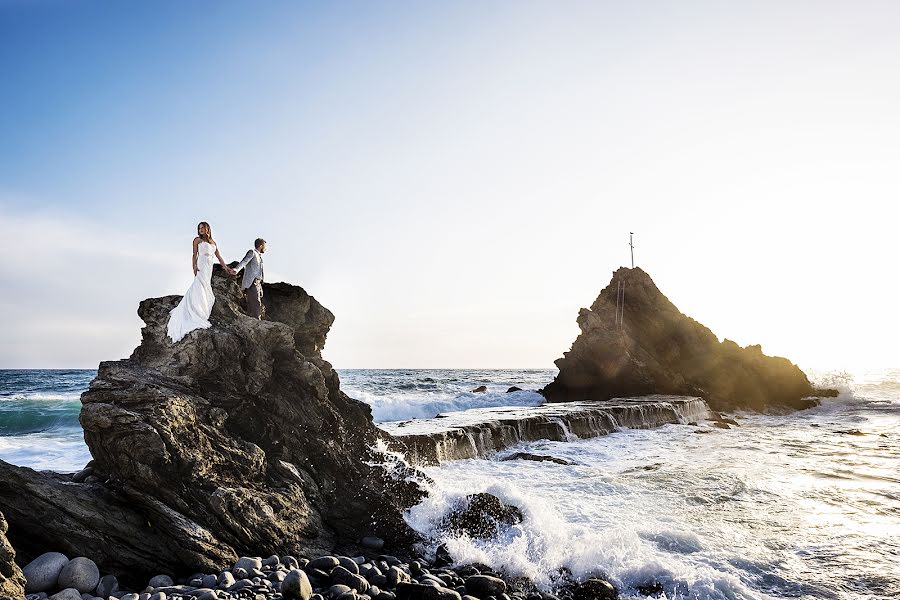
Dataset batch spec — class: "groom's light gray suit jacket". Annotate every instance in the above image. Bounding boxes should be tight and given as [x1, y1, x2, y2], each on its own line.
[234, 249, 264, 289]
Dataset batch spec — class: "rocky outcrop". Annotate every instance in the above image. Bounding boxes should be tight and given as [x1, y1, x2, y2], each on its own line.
[382, 396, 708, 464]
[0, 511, 25, 600]
[0, 462, 235, 585]
[0, 267, 424, 582]
[543, 267, 820, 412]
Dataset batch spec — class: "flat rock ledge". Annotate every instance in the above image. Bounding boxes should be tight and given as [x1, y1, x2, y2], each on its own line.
[381, 395, 709, 464]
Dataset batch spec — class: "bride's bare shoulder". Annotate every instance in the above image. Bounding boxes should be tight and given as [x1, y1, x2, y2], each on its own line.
[192, 236, 202, 246]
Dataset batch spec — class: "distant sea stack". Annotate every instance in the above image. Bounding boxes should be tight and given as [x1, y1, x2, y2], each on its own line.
[543, 267, 820, 412]
[0, 267, 424, 583]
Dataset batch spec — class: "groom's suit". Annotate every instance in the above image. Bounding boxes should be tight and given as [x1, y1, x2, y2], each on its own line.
[234, 248, 265, 319]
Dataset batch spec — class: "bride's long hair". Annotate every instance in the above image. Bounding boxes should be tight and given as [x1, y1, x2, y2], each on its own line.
[197, 221, 215, 244]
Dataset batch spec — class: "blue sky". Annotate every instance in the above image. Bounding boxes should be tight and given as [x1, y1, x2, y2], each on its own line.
[2, 1, 899, 369]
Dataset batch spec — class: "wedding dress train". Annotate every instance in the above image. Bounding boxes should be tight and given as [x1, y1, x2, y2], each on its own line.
[167, 241, 217, 342]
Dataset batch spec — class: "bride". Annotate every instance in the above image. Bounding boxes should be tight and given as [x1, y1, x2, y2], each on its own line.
[167, 221, 236, 343]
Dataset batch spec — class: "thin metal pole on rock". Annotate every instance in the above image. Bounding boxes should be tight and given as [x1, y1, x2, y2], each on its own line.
[629, 232, 635, 268]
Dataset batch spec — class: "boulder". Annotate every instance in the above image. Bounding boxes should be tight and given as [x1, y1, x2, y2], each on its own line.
[232, 557, 261, 574]
[443, 494, 523, 540]
[23, 552, 69, 594]
[464, 575, 506, 597]
[307, 557, 339, 572]
[57, 558, 100, 594]
[0, 268, 425, 584]
[147, 575, 173, 589]
[336, 557, 359, 575]
[48, 589, 82, 600]
[0, 511, 25, 600]
[570, 578, 617, 600]
[470, 387, 488, 393]
[281, 569, 313, 600]
[543, 267, 824, 412]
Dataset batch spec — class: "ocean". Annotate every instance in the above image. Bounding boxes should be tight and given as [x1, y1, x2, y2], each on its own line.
[1, 368, 898, 600]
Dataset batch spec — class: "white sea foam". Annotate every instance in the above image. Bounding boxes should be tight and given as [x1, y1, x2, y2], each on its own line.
[406, 455, 770, 599]
[0, 392, 84, 401]
[339, 368, 554, 422]
[359, 389, 545, 422]
[404, 374, 900, 599]
[0, 431, 92, 472]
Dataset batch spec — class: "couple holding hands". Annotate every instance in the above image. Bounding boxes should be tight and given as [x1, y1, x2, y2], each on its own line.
[166, 221, 268, 343]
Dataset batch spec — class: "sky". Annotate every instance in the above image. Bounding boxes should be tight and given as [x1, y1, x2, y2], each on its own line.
[1, 1, 898, 370]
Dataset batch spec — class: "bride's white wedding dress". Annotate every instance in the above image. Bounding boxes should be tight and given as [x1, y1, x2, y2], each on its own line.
[167, 241, 217, 343]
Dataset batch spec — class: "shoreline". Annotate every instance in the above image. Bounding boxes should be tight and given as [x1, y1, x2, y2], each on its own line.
[22, 556, 617, 600]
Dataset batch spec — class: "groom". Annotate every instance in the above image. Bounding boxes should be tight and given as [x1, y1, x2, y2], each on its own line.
[233, 238, 266, 319]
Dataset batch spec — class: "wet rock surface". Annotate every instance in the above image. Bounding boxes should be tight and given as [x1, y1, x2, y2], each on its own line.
[442, 494, 524, 540]
[500, 453, 572, 466]
[543, 267, 827, 412]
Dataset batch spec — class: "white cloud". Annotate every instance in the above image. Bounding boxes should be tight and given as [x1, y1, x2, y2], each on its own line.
[0, 207, 184, 367]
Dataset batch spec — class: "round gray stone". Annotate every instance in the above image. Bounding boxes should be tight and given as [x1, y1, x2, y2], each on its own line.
[201, 575, 218, 589]
[22, 552, 71, 598]
[262, 555, 280, 568]
[58, 558, 100, 594]
[269, 571, 286, 583]
[150, 593, 167, 600]
[49, 589, 82, 600]
[24, 552, 71, 593]
[337, 558, 359, 575]
[465, 576, 506, 598]
[216, 572, 235, 589]
[307, 557, 339, 572]
[282, 569, 313, 600]
[233, 557, 262, 573]
[571, 579, 616, 600]
[148, 575, 174, 589]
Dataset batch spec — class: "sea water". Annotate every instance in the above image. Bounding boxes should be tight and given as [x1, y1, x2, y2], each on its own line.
[1, 368, 898, 599]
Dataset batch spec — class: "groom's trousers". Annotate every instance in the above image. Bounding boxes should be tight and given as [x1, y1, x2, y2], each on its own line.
[244, 279, 263, 319]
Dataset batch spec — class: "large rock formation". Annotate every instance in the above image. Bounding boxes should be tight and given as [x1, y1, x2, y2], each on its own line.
[543, 267, 818, 411]
[0, 511, 25, 600]
[0, 267, 424, 583]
